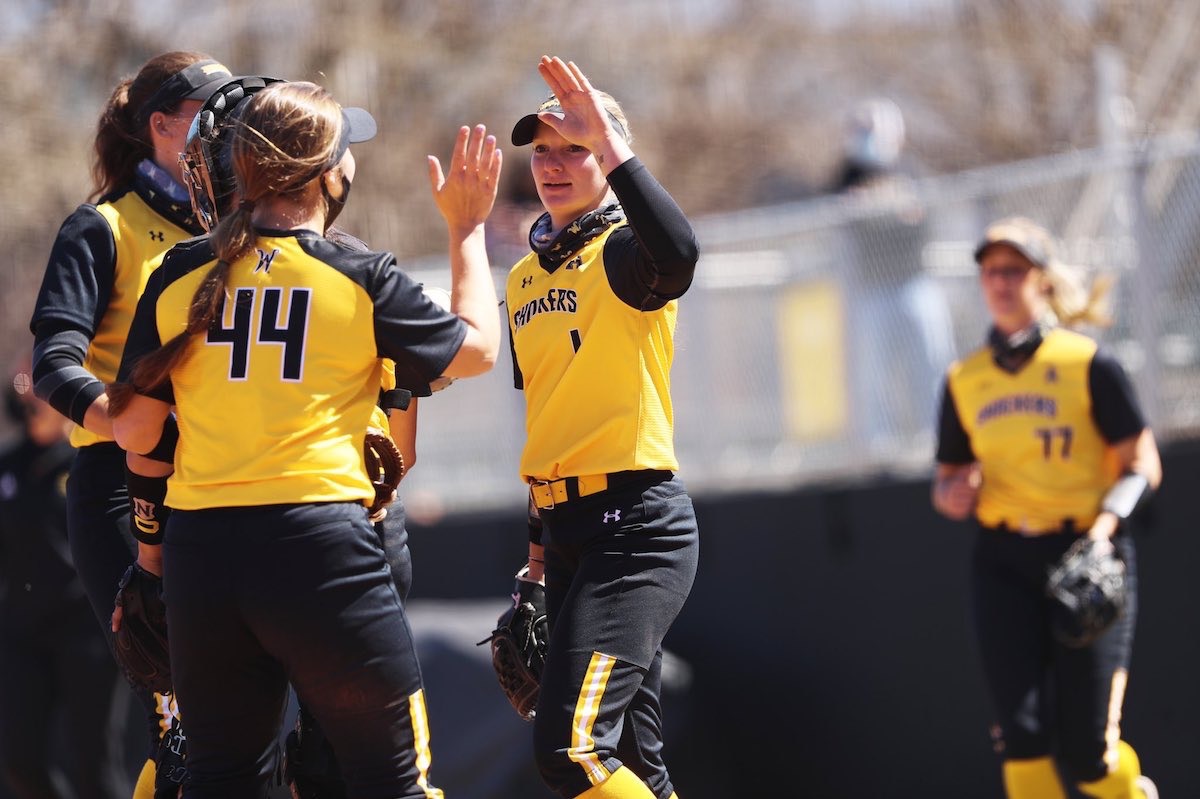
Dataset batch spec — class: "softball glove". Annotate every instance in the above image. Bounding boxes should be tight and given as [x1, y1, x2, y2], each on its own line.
[1045, 536, 1127, 648]
[479, 566, 548, 721]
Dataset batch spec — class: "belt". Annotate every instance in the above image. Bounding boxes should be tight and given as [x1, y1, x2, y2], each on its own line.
[991, 518, 1079, 537]
[528, 470, 671, 510]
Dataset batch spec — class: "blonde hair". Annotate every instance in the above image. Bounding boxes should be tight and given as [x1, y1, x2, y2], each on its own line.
[597, 91, 632, 145]
[978, 216, 1114, 329]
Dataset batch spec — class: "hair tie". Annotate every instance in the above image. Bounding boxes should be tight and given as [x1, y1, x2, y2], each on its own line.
[238, 199, 256, 212]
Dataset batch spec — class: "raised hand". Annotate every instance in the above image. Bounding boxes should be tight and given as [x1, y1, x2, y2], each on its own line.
[427, 124, 502, 237]
[534, 56, 623, 156]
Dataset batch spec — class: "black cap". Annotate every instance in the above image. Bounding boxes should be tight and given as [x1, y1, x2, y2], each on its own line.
[135, 59, 234, 127]
[330, 106, 377, 165]
[511, 95, 627, 146]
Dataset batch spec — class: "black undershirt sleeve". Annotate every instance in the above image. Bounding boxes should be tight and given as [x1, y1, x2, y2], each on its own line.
[1089, 349, 1146, 443]
[31, 324, 105, 426]
[602, 158, 699, 311]
[28, 206, 118, 425]
[935, 379, 976, 464]
[29, 205, 117, 336]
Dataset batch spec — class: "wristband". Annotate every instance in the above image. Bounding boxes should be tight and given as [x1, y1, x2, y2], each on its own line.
[528, 512, 544, 546]
[379, 388, 413, 414]
[1100, 472, 1152, 520]
[126, 466, 171, 546]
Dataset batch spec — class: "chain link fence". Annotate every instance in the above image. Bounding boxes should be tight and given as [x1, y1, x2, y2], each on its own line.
[398, 134, 1200, 520]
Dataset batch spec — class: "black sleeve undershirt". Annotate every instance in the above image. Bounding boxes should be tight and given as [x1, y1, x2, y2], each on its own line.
[28, 205, 118, 424]
[935, 379, 976, 464]
[602, 158, 699, 311]
[1088, 349, 1146, 443]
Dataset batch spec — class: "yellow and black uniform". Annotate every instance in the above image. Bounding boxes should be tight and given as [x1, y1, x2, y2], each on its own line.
[507, 158, 699, 799]
[937, 323, 1149, 791]
[509, 217, 678, 480]
[28, 168, 204, 765]
[118, 228, 460, 799]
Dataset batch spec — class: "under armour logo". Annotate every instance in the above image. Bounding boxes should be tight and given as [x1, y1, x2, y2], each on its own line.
[254, 247, 280, 274]
[149, 230, 165, 242]
[521, 275, 534, 288]
[602, 509, 622, 523]
[564, 256, 582, 270]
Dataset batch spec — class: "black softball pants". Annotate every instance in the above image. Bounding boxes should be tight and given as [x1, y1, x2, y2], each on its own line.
[971, 526, 1137, 783]
[534, 472, 699, 799]
[164, 501, 439, 799]
[65, 442, 169, 760]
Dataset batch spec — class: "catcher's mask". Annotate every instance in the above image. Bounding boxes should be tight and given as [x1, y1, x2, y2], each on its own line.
[181, 75, 284, 232]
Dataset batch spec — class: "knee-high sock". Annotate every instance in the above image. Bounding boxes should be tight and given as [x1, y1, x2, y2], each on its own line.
[133, 758, 155, 799]
[1077, 741, 1142, 799]
[574, 766, 656, 799]
[1003, 756, 1067, 799]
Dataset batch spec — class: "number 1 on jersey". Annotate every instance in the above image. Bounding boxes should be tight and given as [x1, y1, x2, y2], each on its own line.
[569, 328, 581, 353]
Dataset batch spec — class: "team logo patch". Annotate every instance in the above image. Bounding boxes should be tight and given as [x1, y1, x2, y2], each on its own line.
[254, 247, 280, 274]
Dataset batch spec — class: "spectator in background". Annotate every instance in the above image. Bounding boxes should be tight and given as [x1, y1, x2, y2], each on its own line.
[0, 352, 132, 799]
[835, 97, 956, 456]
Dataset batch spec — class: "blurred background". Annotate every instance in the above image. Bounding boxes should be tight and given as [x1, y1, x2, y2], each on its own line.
[1, 0, 1198, 797]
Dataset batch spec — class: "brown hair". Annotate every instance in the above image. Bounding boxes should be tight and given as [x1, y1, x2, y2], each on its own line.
[109, 82, 344, 414]
[90, 51, 214, 201]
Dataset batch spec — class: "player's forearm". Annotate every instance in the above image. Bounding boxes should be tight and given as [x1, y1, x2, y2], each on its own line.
[527, 542, 545, 584]
[444, 225, 500, 377]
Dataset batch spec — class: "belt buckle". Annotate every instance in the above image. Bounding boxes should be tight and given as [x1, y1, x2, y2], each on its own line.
[529, 479, 555, 510]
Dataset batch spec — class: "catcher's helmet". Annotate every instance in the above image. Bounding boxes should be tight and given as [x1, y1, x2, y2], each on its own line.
[181, 75, 284, 232]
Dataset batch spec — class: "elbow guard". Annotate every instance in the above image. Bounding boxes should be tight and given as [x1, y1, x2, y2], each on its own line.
[1101, 472, 1152, 520]
[126, 467, 171, 546]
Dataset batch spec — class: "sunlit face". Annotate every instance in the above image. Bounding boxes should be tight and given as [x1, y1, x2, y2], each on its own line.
[530, 123, 609, 230]
[977, 243, 1047, 334]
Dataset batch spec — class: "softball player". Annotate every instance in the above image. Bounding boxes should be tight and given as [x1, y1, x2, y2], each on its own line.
[108, 81, 501, 798]
[166, 75, 426, 798]
[506, 56, 699, 799]
[27, 51, 233, 798]
[933, 217, 1162, 799]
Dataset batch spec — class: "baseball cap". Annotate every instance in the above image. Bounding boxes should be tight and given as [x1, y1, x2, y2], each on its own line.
[341, 106, 377, 145]
[135, 59, 234, 127]
[331, 106, 377, 165]
[973, 216, 1056, 269]
[511, 95, 628, 146]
